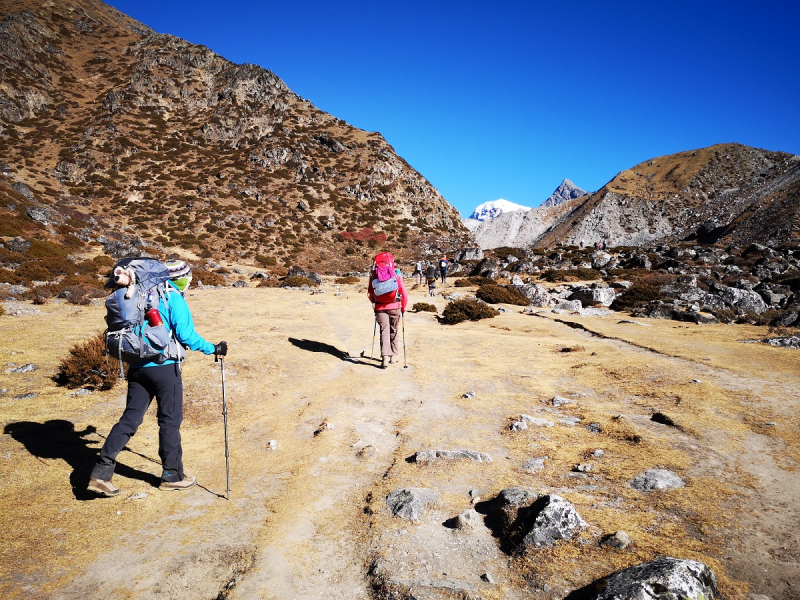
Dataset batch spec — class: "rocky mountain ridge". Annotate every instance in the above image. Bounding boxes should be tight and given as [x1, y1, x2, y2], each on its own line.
[541, 178, 587, 207]
[473, 144, 800, 250]
[0, 0, 469, 272]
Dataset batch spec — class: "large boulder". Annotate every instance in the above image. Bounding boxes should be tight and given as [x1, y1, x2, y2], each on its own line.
[566, 557, 717, 600]
[470, 257, 499, 279]
[520, 494, 587, 548]
[710, 282, 768, 314]
[454, 247, 484, 262]
[514, 282, 552, 307]
[569, 285, 616, 307]
[630, 468, 685, 491]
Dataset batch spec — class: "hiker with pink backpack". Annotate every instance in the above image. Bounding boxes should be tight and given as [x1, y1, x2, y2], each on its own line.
[367, 252, 409, 368]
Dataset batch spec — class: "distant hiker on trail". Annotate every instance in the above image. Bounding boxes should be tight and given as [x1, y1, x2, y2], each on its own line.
[368, 252, 408, 368]
[413, 260, 424, 285]
[425, 262, 437, 296]
[87, 259, 228, 497]
[439, 256, 449, 284]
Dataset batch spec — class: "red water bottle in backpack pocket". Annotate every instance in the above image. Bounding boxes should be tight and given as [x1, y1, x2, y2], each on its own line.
[145, 307, 163, 327]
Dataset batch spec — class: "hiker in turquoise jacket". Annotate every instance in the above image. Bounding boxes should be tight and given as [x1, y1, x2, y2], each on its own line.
[88, 261, 227, 497]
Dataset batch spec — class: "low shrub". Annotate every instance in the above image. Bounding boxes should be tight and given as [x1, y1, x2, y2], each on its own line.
[255, 254, 277, 267]
[454, 276, 494, 287]
[610, 274, 669, 311]
[193, 268, 227, 287]
[256, 278, 280, 288]
[334, 276, 360, 285]
[282, 275, 318, 287]
[56, 332, 120, 390]
[475, 284, 529, 306]
[441, 298, 498, 324]
[412, 302, 437, 313]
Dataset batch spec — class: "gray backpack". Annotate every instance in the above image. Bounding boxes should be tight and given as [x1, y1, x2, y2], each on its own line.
[104, 258, 186, 377]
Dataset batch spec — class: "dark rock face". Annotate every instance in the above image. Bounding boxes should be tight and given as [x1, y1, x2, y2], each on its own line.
[565, 557, 718, 600]
[287, 266, 322, 285]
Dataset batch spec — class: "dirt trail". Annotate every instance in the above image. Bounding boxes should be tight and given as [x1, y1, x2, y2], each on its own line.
[1, 282, 798, 599]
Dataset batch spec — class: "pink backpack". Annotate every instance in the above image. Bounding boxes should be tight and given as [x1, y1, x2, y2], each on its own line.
[371, 252, 399, 303]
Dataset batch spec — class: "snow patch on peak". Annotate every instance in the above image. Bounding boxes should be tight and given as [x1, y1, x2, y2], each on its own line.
[468, 199, 532, 222]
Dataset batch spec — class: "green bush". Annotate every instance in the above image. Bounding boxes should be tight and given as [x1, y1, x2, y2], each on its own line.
[441, 298, 499, 324]
[282, 275, 318, 287]
[412, 302, 437, 313]
[475, 284, 529, 306]
[56, 332, 120, 390]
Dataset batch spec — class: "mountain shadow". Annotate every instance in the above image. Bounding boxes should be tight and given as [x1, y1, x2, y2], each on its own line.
[3, 420, 160, 500]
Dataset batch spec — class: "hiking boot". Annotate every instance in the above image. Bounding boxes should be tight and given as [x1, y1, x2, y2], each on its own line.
[87, 478, 120, 497]
[381, 356, 388, 368]
[159, 476, 197, 491]
[389, 355, 395, 364]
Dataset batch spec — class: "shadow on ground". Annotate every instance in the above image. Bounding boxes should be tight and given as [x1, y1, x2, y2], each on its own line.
[4, 420, 161, 500]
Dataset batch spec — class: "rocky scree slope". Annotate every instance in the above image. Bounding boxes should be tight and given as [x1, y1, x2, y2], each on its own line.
[473, 144, 799, 251]
[0, 0, 469, 271]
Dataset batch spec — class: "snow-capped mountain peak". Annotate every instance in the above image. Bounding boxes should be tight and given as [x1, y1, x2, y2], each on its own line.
[468, 199, 532, 222]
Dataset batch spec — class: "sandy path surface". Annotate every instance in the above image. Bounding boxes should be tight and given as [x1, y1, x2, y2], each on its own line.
[1, 281, 798, 599]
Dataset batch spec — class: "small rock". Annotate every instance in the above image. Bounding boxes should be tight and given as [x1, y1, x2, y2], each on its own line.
[481, 572, 496, 584]
[551, 395, 571, 407]
[690, 379, 702, 384]
[69, 388, 93, 397]
[630, 468, 685, 492]
[592, 449, 605, 458]
[559, 416, 581, 426]
[600, 530, 632, 549]
[519, 414, 555, 428]
[523, 457, 547, 473]
[13, 393, 37, 400]
[268, 440, 278, 451]
[11, 363, 35, 373]
[455, 509, 482, 529]
[573, 463, 592, 473]
[586, 422, 602, 433]
[462, 391, 476, 399]
[520, 494, 588, 548]
[386, 488, 437, 523]
[127, 493, 148, 501]
[414, 449, 492, 463]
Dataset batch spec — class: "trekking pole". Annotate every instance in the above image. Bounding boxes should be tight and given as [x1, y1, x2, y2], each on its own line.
[370, 318, 377, 359]
[402, 312, 408, 368]
[216, 354, 231, 500]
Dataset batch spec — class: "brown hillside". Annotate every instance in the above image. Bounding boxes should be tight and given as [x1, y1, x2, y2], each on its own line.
[535, 143, 800, 248]
[0, 0, 470, 272]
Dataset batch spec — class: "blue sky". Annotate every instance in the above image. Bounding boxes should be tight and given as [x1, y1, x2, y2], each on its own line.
[107, 0, 800, 217]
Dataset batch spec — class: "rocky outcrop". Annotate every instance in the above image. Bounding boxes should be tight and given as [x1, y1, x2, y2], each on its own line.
[542, 178, 588, 207]
[566, 557, 718, 600]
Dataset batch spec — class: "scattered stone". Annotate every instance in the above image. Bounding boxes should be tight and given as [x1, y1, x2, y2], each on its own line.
[313, 421, 334, 436]
[386, 488, 437, 523]
[510, 420, 528, 431]
[481, 572, 496, 584]
[592, 449, 605, 458]
[356, 445, 377, 458]
[618, 319, 651, 326]
[630, 468, 686, 492]
[268, 440, 278, 451]
[11, 363, 35, 373]
[69, 388, 93, 397]
[469, 488, 480, 499]
[573, 463, 592, 473]
[414, 449, 492, 463]
[520, 494, 587, 548]
[600, 530, 633, 549]
[127, 493, 148, 501]
[551, 395, 571, 407]
[13, 393, 37, 400]
[523, 457, 547, 473]
[454, 509, 482, 529]
[462, 390, 476, 399]
[586, 422, 601, 433]
[570, 557, 717, 600]
[519, 414, 554, 428]
[559, 416, 581, 426]
[690, 379, 702, 384]
[763, 336, 800, 349]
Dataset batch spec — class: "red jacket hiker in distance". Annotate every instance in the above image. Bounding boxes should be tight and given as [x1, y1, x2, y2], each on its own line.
[367, 253, 409, 367]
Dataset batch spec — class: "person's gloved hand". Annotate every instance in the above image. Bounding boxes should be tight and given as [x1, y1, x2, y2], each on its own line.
[214, 341, 228, 358]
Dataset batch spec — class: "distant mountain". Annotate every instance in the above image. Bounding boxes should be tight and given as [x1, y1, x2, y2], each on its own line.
[0, 0, 469, 271]
[469, 199, 531, 221]
[541, 179, 587, 207]
[472, 144, 800, 250]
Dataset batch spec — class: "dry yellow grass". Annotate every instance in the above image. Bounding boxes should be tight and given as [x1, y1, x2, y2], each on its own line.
[0, 282, 798, 599]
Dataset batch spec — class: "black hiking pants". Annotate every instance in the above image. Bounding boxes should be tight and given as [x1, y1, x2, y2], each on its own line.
[91, 364, 185, 483]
